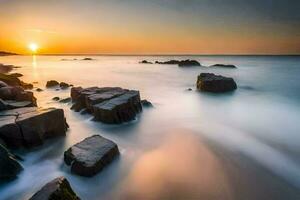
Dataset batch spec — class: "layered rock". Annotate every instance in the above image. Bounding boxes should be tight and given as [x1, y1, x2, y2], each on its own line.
[71, 87, 142, 124]
[64, 135, 119, 177]
[0, 143, 23, 180]
[29, 176, 80, 200]
[0, 107, 68, 148]
[197, 73, 237, 93]
[210, 64, 237, 69]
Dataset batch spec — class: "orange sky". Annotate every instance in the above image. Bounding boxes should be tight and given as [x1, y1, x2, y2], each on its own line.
[0, 0, 299, 55]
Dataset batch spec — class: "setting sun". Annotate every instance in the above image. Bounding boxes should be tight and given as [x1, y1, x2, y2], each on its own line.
[28, 43, 39, 53]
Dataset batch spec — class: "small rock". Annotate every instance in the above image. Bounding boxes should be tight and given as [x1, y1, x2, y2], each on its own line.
[46, 80, 59, 88]
[64, 135, 119, 177]
[196, 73, 237, 93]
[141, 99, 153, 107]
[82, 57, 93, 61]
[36, 88, 43, 92]
[29, 176, 80, 200]
[60, 82, 70, 89]
[210, 64, 237, 69]
[59, 97, 71, 103]
[9, 73, 23, 78]
[187, 88, 192, 91]
[52, 97, 60, 101]
[139, 60, 153, 64]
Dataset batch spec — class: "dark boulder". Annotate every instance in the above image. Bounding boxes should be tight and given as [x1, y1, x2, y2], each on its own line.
[139, 60, 153, 64]
[36, 88, 43, 92]
[0, 107, 68, 148]
[60, 82, 70, 89]
[0, 144, 23, 180]
[59, 97, 71, 103]
[0, 64, 14, 73]
[141, 99, 153, 107]
[0, 86, 37, 106]
[197, 73, 237, 93]
[46, 80, 59, 88]
[9, 73, 23, 78]
[211, 64, 237, 69]
[82, 57, 93, 61]
[178, 59, 201, 67]
[29, 176, 80, 200]
[52, 97, 60, 101]
[64, 135, 119, 177]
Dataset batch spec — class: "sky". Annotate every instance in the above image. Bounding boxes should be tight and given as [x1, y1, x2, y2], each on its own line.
[0, 0, 299, 55]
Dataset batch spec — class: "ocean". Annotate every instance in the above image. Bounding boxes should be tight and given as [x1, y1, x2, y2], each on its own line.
[0, 55, 300, 200]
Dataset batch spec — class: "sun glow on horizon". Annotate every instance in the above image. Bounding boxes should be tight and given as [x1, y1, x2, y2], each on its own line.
[28, 43, 39, 53]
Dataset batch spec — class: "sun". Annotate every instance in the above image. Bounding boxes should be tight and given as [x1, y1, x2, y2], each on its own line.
[28, 43, 39, 53]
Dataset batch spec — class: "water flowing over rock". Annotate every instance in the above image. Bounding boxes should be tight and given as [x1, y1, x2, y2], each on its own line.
[0, 107, 68, 148]
[197, 73, 237, 93]
[64, 135, 119, 177]
[0, 143, 23, 180]
[71, 87, 142, 124]
[29, 176, 80, 200]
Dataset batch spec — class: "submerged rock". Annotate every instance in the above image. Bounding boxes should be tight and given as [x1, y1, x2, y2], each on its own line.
[46, 80, 59, 88]
[0, 107, 68, 148]
[139, 60, 153, 64]
[196, 73, 237, 93]
[210, 64, 237, 69]
[52, 97, 60, 101]
[71, 87, 142, 124]
[29, 176, 80, 200]
[82, 57, 94, 61]
[59, 97, 71, 103]
[64, 135, 119, 177]
[0, 144, 23, 180]
[141, 99, 153, 107]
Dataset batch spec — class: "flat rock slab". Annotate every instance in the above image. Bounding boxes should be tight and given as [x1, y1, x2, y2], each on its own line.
[64, 135, 119, 177]
[197, 73, 237, 93]
[0, 107, 68, 148]
[71, 87, 142, 124]
[29, 176, 80, 200]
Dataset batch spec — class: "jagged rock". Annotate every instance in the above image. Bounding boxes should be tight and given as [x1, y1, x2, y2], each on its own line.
[210, 64, 237, 68]
[29, 176, 80, 200]
[0, 144, 23, 180]
[46, 80, 59, 88]
[155, 59, 201, 67]
[0, 107, 68, 148]
[141, 99, 153, 107]
[197, 73, 237, 93]
[59, 97, 71, 103]
[60, 82, 70, 89]
[139, 60, 153, 64]
[0, 86, 37, 106]
[64, 135, 119, 177]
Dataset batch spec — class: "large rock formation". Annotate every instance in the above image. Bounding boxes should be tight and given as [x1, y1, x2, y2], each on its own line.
[155, 59, 201, 67]
[64, 135, 119, 177]
[0, 143, 23, 180]
[0, 107, 68, 148]
[197, 73, 237, 93]
[0, 86, 37, 106]
[29, 176, 80, 200]
[71, 87, 142, 124]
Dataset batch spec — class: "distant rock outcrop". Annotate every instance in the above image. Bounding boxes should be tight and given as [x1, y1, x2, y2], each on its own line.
[71, 87, 143, 124]
[0, 51, 18, 56]
[139, 60, 153, 64]
[64, 135, 119, 177]
[197, 73, 237, 93]
[29, 176, 80, 200]
[0, 107, 68, 148]
[155, 59, 201, 67]
[210, 64, 237, 69]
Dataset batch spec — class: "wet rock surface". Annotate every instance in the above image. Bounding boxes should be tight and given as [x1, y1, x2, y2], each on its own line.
[0, 143, 23, 180]
[141, 99, 153, 107]
[29, 176, 80, 200]
[64, 135, 119, 177]
[46, 80, 59, 88]
[71, 87, 142, 124]
[0, 107, 68, 148]
[197, 73, 237, 93]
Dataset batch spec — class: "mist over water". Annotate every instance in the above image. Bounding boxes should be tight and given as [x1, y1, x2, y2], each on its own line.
[0, 55, 300, 199]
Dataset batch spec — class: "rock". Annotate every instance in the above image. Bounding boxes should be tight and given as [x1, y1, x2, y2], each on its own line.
[60, 82, 70, 89]
[64, 135, 119, 177]
[139, 60, 153, 64]
[141, 99, 153, 107]
[2, 100, 34, 110]
[29, 176, 80, 200]
[155, 59, 201, 67]
[196, 73, 237, 93]
[9, 73, 23, 78]
[82, 57, 93, 61]
[70, 87, 83, 101]
[210, 64, 237, 69]
[186, 88, 192, 91]
[0, 73, 32, 90]
[59, 97, 71, 103]
[0, 107, 68, 148]
[0, 64, 14, 73]
[0, 81, 8, 88]
[52, 97, 60, 101]
[46, 80, 59, 88]
[36, 88, 43, 92]
[0, 86, 37, 106]
[0, 143, 23, 180]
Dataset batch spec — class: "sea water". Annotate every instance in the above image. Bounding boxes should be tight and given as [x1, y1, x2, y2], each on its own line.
[0, 55, 300, 200]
